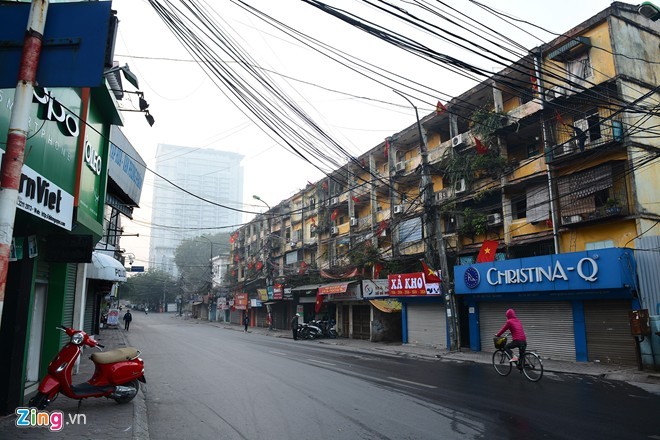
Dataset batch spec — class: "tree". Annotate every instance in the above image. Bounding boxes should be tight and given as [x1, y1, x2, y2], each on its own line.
[118, 270, 178, 311]
[174, 232, 230, 298]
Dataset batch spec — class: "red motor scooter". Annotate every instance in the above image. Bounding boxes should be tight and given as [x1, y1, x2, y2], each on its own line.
[28, 325, 146, 410]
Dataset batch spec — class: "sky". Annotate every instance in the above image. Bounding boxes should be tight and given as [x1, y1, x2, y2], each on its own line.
[110, 0, 616, 268]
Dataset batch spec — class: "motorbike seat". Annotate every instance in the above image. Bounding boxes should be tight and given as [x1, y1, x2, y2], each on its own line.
[91, 347, 140, 364]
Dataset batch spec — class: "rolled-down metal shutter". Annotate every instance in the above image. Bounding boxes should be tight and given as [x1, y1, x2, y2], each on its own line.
[407, 303, 447, 349]
[60, 263, 77, 346]
[84, 287, 95, 335]
[479, 302, 575, 361]
[584, 300, 636, 365]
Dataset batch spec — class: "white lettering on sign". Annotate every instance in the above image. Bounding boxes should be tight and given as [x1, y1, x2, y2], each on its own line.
[32, 87, 80, 137]
[84, 138, 102, 175]
[486, 258, 598, 286]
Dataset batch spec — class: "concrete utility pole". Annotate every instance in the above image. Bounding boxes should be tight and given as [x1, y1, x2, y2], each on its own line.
[393, 90, 458, 351]
[0, 0, 49, 325]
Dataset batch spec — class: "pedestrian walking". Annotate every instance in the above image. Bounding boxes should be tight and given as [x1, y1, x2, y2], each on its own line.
[243, 314, 249, 332]
[290, 313, 300, 340]
[123, 309, 133, 331]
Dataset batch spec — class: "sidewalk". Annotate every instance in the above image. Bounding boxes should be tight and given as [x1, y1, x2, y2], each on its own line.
[0, 326, 148, 440]
[213, 320, 660, 386]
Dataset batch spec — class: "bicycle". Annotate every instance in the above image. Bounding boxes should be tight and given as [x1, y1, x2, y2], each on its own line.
[492, 336, 544, 382]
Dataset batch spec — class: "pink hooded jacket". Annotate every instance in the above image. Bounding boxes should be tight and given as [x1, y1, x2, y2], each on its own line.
[496, 309, 526, 341]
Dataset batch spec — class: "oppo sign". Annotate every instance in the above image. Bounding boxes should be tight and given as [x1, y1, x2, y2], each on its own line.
[485, 257, 599, 286]
[32, 87, 80, 137]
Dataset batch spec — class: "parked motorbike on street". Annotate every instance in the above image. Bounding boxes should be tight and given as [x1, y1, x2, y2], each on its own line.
[297, 321, 322, 340]
[28, 325, 146, 410]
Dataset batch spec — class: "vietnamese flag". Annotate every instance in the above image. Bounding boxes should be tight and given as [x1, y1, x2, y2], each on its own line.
[420, 259, 441, 283]
[351, 195, 360, 203]
[331, 209, 338, 221]
[435, 101, 447, 115]
[475, 137, 488, 155]
[477, 240, 499, 263]
[314, 292, 324, 313]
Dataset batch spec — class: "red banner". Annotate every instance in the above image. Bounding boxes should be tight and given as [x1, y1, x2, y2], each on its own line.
[318, 282, 350, 295]
[234, 293, 248, 309]
[273, 284, 283, 300]
[388, 272, 427, 296]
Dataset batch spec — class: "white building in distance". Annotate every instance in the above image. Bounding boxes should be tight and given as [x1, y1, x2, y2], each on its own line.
[149, 144, 243, 276]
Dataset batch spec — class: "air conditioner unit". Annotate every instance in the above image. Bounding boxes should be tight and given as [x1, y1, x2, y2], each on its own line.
[395, 162, 406, 173]
[350, 217, 359, 227]
[331, 197, 339, 205]
[435, 189, 451, 203]
[393, 205, 403, 214]
[451, 133, 466, 149]
[487, 213, 502, 225]
[330, 226, 338, 235]
[455, 178, 467, 194]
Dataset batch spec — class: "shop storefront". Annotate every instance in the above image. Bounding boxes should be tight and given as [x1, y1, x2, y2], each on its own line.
[320, 281, 362, 339]
[455, 248, 639, 364]
[388, 272, 447, 349]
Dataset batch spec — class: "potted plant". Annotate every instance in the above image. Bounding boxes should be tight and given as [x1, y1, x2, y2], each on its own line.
[604, 198, 621, 215]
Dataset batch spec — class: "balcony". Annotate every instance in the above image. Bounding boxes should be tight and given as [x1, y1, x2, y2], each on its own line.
[548, 119, 623, 164]
[505, 99, 542, 126]
[504, 155, 546, 185]
[557, 162, 629, 226]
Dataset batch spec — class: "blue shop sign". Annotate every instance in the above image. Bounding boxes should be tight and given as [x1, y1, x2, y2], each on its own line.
[454, 248, 635, 295]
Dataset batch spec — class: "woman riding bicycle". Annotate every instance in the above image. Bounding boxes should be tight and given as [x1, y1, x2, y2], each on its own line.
[495, 308, 527, 363]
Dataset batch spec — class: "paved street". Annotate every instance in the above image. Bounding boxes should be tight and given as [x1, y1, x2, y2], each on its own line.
[2, 313, 659, 439]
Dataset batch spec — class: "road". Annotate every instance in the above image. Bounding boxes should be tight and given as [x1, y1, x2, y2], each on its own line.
[128, 314, 659, 440]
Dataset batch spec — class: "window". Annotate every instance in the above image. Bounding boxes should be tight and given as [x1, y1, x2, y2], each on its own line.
[285, 251, 299, 265]
[399, 217, 422, 243]
[566, 52, 593, 84]
[586, 240, 614, 250]
[285, 228, 291, 241]
[527, 143, 540, 158]
[512, 197, 527, 220]
[526, 185, 550, 223]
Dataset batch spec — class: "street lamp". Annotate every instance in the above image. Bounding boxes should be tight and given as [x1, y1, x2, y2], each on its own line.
[252, 194, 271, 211]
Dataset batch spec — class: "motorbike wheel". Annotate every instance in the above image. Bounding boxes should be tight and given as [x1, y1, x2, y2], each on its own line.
[28, 392, 50, 410]
[114, 380, 139, 404]
[328, 329, 338, 339]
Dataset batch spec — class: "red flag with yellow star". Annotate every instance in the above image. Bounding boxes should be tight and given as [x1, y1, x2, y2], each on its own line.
[476, 240, 499, 263]
[420, 259, 441, 283]
[314, 292, 324, 313]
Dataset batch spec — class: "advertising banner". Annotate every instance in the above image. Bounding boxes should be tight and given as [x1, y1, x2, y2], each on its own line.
[388, 272, 427, 296]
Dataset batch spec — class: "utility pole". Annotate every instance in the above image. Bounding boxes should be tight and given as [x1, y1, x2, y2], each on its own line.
[393, 90, 458, 351]
[0, 0, 49, 326]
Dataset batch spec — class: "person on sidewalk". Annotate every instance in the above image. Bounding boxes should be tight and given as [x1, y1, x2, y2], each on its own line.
[123, 309, 133, 331]
[290, 313, 300, 340]
[243, 313, 249, 332]
[495, 308, 526, 363]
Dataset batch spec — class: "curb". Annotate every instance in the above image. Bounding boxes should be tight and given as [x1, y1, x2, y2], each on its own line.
[116, 329, 150, 440]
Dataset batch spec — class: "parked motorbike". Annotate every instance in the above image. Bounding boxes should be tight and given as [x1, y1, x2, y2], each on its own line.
[28, 325, 146, 410]
[310, 319, 337, 339]
[297, 322, 322, 340]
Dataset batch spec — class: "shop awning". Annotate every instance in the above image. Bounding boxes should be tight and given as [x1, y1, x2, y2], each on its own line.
[370, 299, 402, 313]
[87, 252, 127, 282]
[291, 284, 322, 292]
[318, 281, 353, 295]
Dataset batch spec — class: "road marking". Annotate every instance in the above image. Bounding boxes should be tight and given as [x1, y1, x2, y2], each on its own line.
[269, 351, 286, 356]
[307, 358, 336, 366]
[387, 376, 437, 389]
